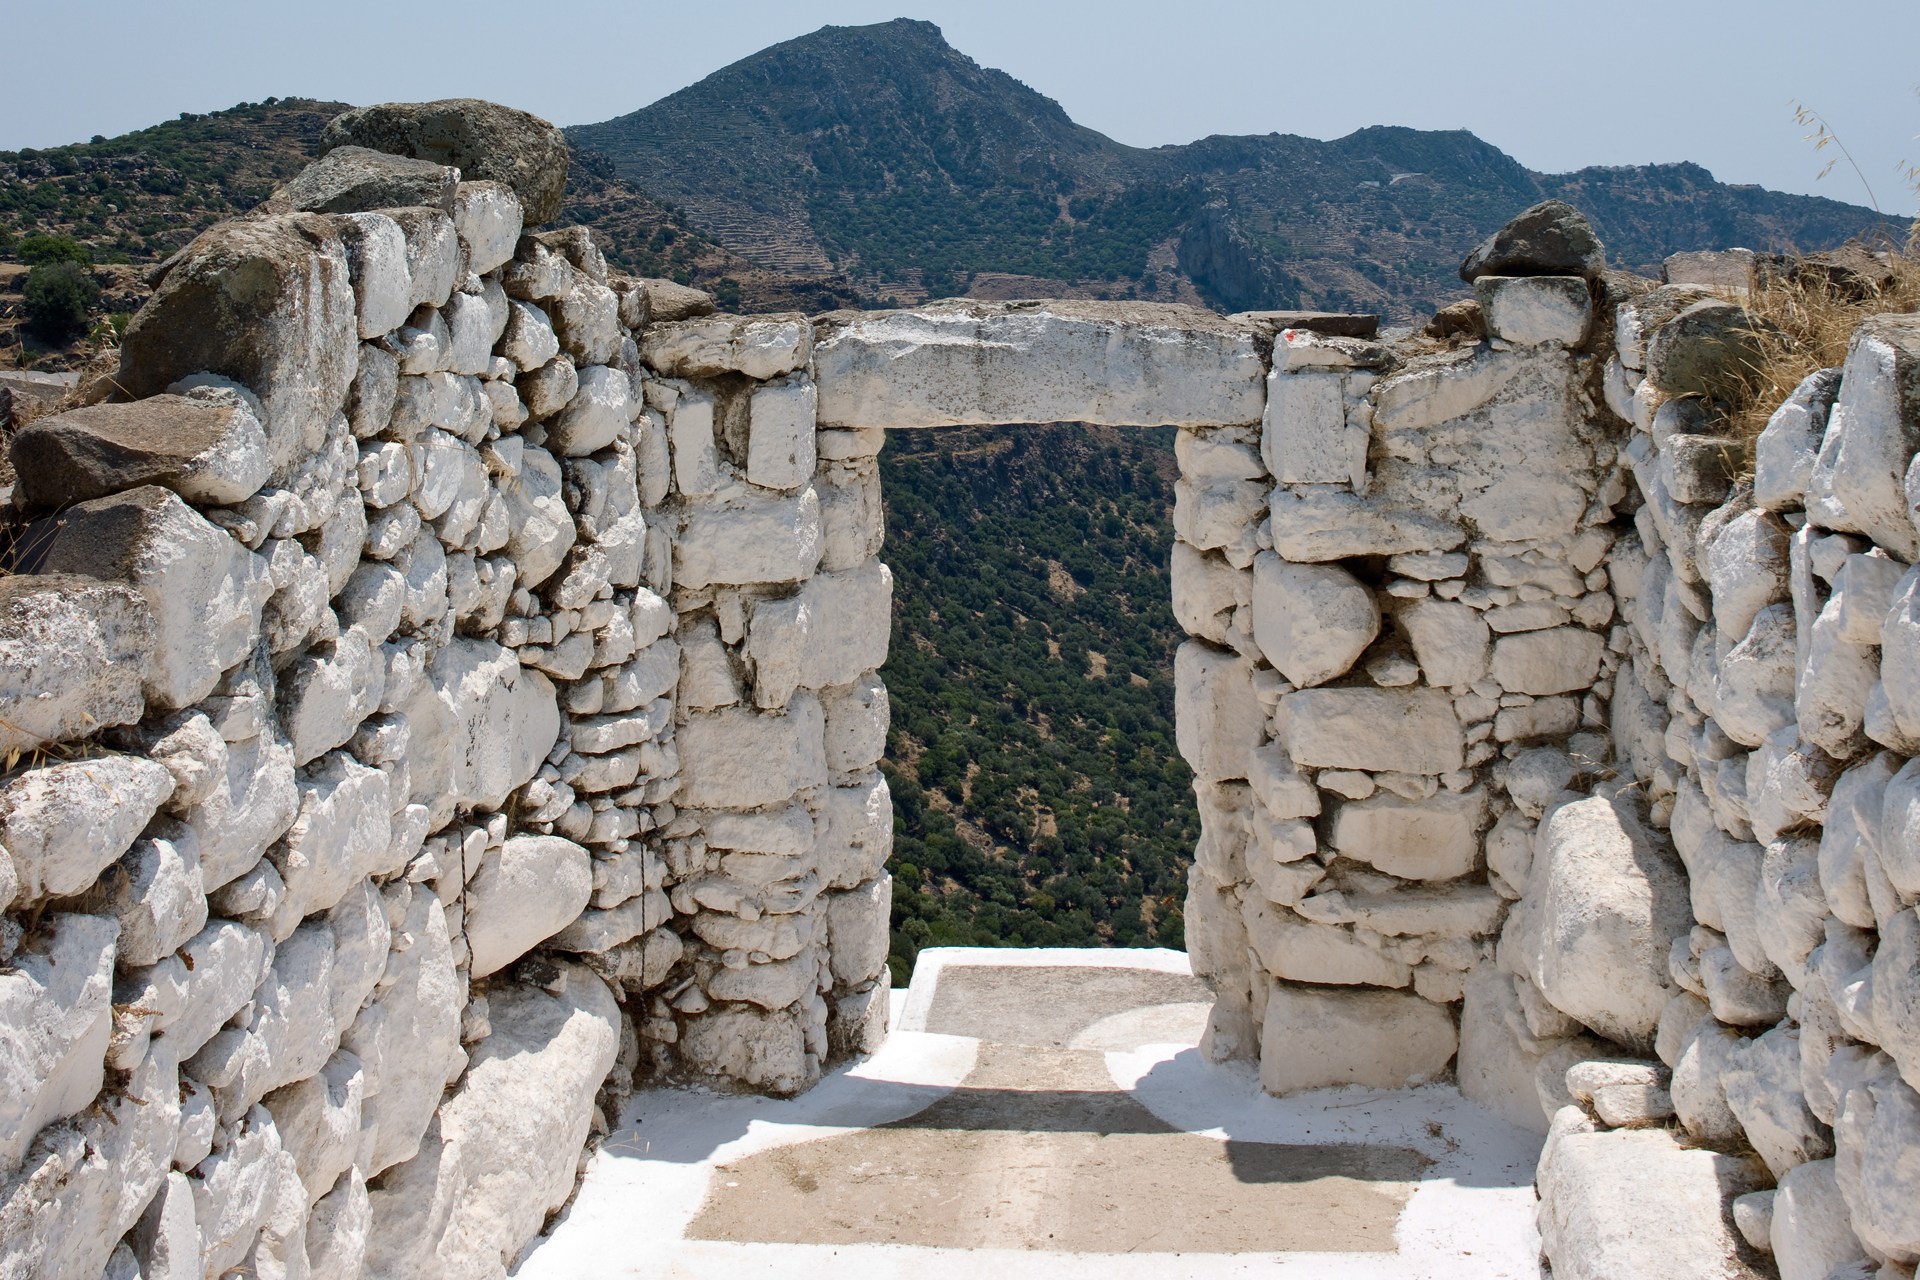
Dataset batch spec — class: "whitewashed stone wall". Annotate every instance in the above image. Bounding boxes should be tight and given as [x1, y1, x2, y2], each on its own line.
[0, 129, 891, 1277]
[1175, 290, 1631, 1105]
[1529, 296, 1920, 1278]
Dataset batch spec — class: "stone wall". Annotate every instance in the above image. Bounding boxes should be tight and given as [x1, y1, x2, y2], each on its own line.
[0, 109, 894, 1279]
[1529, 285, 1920, 1277]
[5, 96, 1919, 1279]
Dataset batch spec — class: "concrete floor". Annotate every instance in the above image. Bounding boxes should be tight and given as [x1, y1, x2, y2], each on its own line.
[514, 947, 1546, 1279]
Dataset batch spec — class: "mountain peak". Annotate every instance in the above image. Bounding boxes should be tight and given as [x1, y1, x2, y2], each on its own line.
[570, 23, 1899, 317]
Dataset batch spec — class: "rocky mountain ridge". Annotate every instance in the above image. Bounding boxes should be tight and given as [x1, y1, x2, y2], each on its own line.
[573, 18, 1904, 317]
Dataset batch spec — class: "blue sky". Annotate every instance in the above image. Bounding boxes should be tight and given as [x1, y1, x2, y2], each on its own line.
[4, 0, 1917, 214]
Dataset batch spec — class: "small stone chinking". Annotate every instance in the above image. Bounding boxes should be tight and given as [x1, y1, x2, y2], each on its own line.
[0, 97, 892, 1279]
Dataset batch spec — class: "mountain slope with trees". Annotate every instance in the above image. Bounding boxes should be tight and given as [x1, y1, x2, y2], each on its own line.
[574, 18, 1903, 317]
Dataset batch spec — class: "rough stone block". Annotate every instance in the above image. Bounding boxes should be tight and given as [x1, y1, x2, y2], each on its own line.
[643, 314, 811, 381]
[0, 574, 151, 758]
[465, 836, 593, 977]
[1474, 275, 1591, 347]
[1490, 626, 1604, 696]
[1249, 554, 1379, 687]
[12, 394, 271, 510]
[1515, 792, 1692, 1052]
[1257, 986, 1457, 1095]
[747, 376, 817, 490]
[0, 913, 118, 1171]
[1537, 1126, 1769, 1280]
[1175, 641, 1263, 783]
[31, 485, 270, 711]
[814, 301, 1264, 428]
[1329, 787, 1484, 880]
[675, 692, 826, 810]
[675, 486, 822, 588]
[116, 214, 356, 478]
[1279, 686, 1464, 775]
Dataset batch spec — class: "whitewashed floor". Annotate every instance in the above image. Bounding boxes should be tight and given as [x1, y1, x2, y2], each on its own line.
[514, 947, 1545, 1279]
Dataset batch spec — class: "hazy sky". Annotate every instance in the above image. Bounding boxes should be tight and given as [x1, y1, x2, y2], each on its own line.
[4, 0, 1917, 215]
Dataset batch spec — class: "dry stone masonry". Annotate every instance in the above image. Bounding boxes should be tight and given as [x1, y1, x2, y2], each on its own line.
[0, 101, 891, 1280]
[2, 93, 1918, 1279]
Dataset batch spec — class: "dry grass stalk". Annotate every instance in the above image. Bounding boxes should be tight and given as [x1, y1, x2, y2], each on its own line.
[1727, 241, 1920, 453]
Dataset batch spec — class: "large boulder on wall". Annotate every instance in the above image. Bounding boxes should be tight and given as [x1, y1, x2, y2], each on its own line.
[320, 98, 571, 224]
[1460, 199, 1607, 283]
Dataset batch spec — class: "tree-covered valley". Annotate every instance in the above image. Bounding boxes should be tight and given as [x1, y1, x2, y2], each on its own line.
[876, 425, 1196, 981]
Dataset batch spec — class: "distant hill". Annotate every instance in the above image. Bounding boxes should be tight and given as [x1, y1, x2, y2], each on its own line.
[574, 18, 1905, 317]
[0, 100, 866, 367]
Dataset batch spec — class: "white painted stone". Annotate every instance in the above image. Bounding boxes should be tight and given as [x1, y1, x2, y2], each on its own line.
[1807, 315, 1920, 559]
[339, 212, 412, 338]
[263, 1050, 364, 1203]
[1268, 486, 1464, 562]
[405, 638, 559, 830]
[799, 562, 893, 691]
[1772, 1158, 1869, 1280]
[167, 919, 272, 1061]
[1174, 642, 1263, 783]
[1242, 899, 1411, 986]
[678, 1004, 813, 1096]
[277, 629, 385, 767]
[465, 836, 593, 978]
[36, 486, 271, 710]
[375, 967, 617, 1278]
[1716, 602, 1797, 748]
[547, 364, 632, 458]
[0, 576, 151, 759]
[0, 755, 173, 903]
[827, 876, 892, 987]
[1537, 1126, 1768, 1280]
[1798, 589, 1877, 757]
[814, 302, 1263, 428]
[342, 889, 461, 1175]
[1279, 686, 1464, 775]
[1705, 506, 1791, 645]
[1257, 985, 1457, 1095]
[451, 180, 522, 276]
[1723, 1024, 1831, 1180]
[645, 315, 811, 381]
[1170, 542, 1246, 643]
[0, 913, 117, 1171]
[1755, 367, 1841, 512]
[104, 822, 207, 968]
[1518, 793, 1692, 1052]
[822, 673, 889, 775]
[1262, 369, 1357, 485]
[816, 773, 892, 891]
[1475, 275, 1591, 347]
[1249, 554, 1378, 687]
[500, 443, 574, 590]
[1490, 626, 1603, 696]
[1172, 476, 1266, 551]
[182, 731, 299, 892]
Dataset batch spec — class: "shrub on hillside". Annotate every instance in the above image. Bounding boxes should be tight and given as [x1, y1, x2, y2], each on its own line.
[23, 261, 100, 343]
[17, 232, 91, 267]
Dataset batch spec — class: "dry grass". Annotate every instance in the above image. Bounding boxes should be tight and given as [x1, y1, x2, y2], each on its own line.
[1727, 235, 1920, 451]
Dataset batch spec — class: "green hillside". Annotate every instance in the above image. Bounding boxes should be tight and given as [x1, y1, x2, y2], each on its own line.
[878, 426, 1195, 981]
